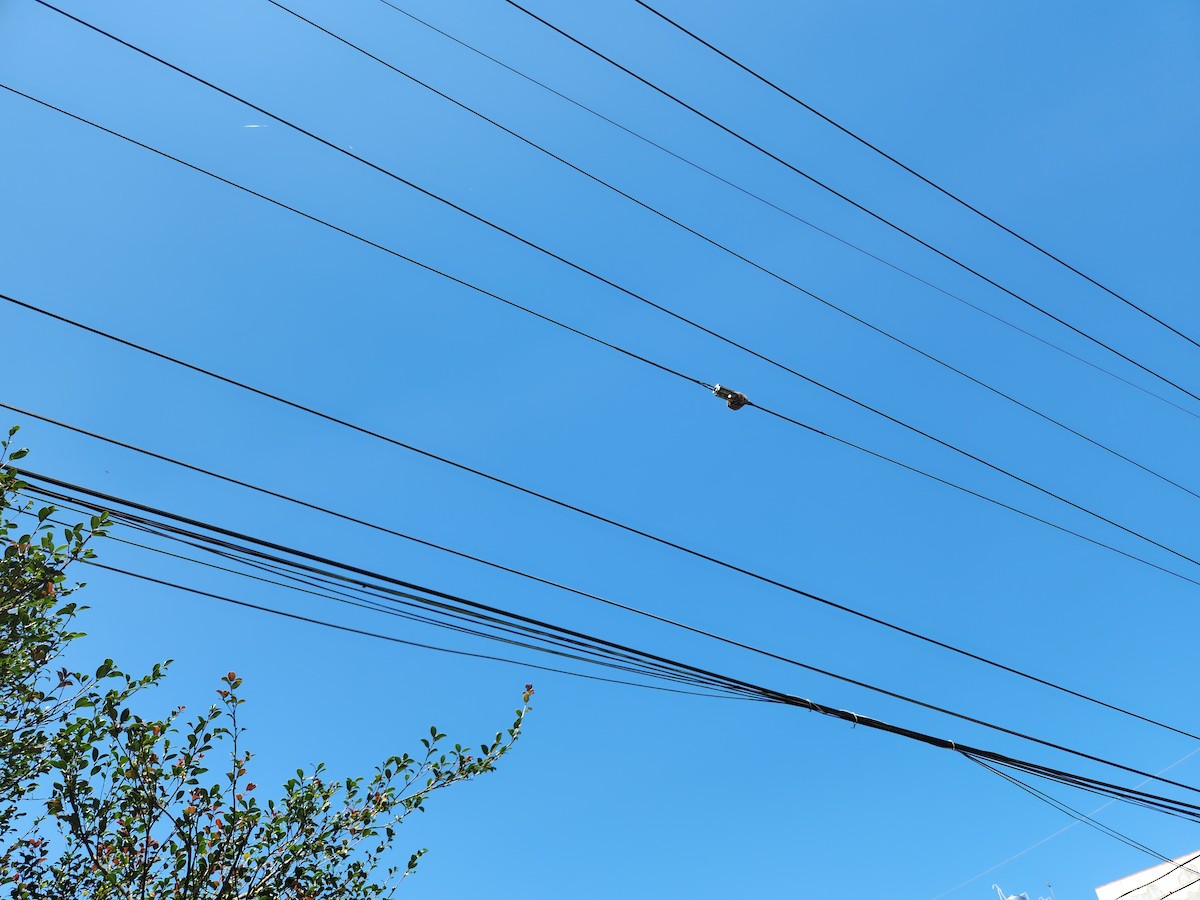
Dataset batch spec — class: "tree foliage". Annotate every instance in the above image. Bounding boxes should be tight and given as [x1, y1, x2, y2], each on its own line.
[0, 428, 531, 898]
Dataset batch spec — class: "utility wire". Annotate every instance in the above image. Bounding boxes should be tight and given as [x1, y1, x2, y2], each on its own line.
[12, 404, 1200, 740]
[45, 532, 1200, 826]
[6, 87, 1200, 581]
[22, 472, 1200, 830]
[10, 384, 1200, 742]
[24, 5, 1200, 568]
[0, 86, 701, 392]
[33, 0, 1200, 540]
[369, 0, 1200, 424]
[1113, 849, 1200, 900]
[9, 78, 1200, 727]
[930, 745, 1200, 899]
[78, 547, 1200, 857]
[71, 492, 1200, 773]
[263, 0, 1200, 510]
[9, 278, 1200, 593]
[90, 566, 1200, 828]
[500, 0, 1200, 407]
[9, 299, 1200, 711]
[31, 473, 1175, 755]
[965, 754, 1189, 870]
[90, 560, 751, 701]
[17, 467, 1200, 804]
[21, 504, 739, 696]
[22, 489, 770, 701]
[630, 0, 1200, 352]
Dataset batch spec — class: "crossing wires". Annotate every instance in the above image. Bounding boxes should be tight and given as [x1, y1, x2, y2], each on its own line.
[11, 465, 1200, 854]
[7, 401, 1200, 745]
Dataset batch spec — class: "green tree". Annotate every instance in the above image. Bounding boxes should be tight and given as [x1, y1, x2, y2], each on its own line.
[0, 427, 531, 899]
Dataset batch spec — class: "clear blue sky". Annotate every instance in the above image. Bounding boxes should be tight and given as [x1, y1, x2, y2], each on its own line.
[4, 0, 1200, 896]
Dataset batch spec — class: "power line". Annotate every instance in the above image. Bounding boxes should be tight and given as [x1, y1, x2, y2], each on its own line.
[22, 502, 745, 697]
[0, 86, 702, 392]
[94, 559, 754, 701]
[1113, 849, 1200, 900]
[10, 404, 1200, 745]
[368, 0, 1200, 425]
[14, 11, 1200, 560]
[630, 0, 1200, 353]
[965, 754, 1188, 870]
[8, 74, 1200, 710]
[500, 0, 1200, 407]
[742, 397, 1200, 576]
[81, 556, 1197, 818]
[929, 745, 1200, 899]
[11, 355, 1200, 741]
[6, 86, 1200, 581]
[18, 473, 1200, 847]
[16, 467, 1200, 804]
[39, 0, 1200, 541]
[261, 0, 1200, 512]
[21, 5, 1200, 549]
[35, 0, 1197, 575]
[10, 302, 1200, 713]
[9, 273, 1200, 589]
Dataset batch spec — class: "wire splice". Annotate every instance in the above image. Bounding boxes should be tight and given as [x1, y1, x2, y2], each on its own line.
[713, 384, 748, 410]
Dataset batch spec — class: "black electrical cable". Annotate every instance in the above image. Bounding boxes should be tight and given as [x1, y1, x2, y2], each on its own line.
[0, 86, 704, 394]
[631, 0, 1200, 352]
[965, 754, 1189, 864]
[23, 476, 799, 703]
[369, 0, 1200, 425]
[56, 550, 1200, 825]
[10, 400, 1200, 744]
[1160, 875, 1200, 900]
[19, 10, 1200, 569]
[27, 4, 1200, 546]
[27, 493, 765, 698]
[1114, 851, 1200, 900]
[86, 560, 751, 700]
[6, 82, 1199, 603]
[24, 505, 735, 695]
[2, 91, 1200, 580]
[23, 480, 1200, 821]
[742, 397, 1200, 580]
[22, 497, 1200, 853]
[265, 0, 1200, 509]
[17, 468, 1200, 802]
[7, 34, 1200, 730]
[84, 487, 1200, 772]
[500, 0, 1200, 407]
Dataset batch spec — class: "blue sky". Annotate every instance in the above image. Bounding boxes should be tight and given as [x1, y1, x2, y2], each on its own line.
[3, 0, 1200, 896]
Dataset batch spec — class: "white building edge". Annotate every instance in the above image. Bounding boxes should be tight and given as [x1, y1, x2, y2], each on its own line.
[1096, 850, 1200, 900]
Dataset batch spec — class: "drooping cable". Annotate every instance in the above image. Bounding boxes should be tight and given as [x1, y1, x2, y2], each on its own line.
[20, 478, 1200, 837]
[96, 560, 755, 700]
[500, 0, 1200, 406]
[929, 745, 1200, 899]
[23, 503, 741, 696]
[16, 467, 1200, 802]
[10, 398, 1200, 745]
[1112, 850, 1200, 900]
[964, 754, 1189, 869]
[630, 0, 1200, 352]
